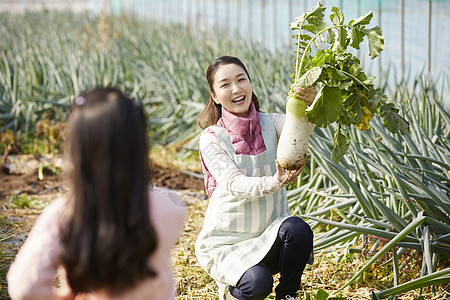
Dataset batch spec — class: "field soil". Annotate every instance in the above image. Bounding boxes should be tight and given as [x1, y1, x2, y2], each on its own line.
[0, 155, 205, 244]
[0, 155, 445, 299]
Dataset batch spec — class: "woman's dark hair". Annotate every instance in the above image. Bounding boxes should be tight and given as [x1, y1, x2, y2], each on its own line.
[60, 87, 158, 294]
[196, 56, 260, 129]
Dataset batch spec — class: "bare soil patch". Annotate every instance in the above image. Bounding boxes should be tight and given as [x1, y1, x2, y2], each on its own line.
[151, 168, 205, 191]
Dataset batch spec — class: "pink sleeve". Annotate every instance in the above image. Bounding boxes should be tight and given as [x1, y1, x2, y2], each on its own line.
[7, 200, 70, 300]
[149, 189, 186, 246]
[148, 189, 186, 300]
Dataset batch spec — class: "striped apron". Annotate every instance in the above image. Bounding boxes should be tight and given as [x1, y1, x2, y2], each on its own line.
[195, 113, 292, 299]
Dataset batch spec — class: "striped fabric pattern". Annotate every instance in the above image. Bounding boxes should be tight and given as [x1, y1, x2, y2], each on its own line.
[195, 113, 292, 298]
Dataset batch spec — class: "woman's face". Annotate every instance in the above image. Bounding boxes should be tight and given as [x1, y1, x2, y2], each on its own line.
[211, 63, 253, 117]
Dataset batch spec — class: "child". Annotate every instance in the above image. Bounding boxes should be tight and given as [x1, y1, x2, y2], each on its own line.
[195, 56, 316, 300]
[7, 87, 186, 300]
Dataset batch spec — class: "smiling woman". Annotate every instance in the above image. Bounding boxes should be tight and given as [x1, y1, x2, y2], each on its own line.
[194, 56, 316, 300]
[209, 64, 253, 118]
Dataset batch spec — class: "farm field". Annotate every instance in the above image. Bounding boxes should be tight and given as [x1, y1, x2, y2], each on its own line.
[0, 155, 446, 300]
[1, 6, 449, 300]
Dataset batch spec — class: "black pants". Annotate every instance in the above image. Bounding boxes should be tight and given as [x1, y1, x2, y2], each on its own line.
[229, 216, 313, 300]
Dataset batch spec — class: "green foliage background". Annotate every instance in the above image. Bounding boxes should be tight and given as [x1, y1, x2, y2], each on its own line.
[0, 9, 449, 299]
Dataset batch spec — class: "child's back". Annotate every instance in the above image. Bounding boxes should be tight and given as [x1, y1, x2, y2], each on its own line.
[7, 87, 186, 299]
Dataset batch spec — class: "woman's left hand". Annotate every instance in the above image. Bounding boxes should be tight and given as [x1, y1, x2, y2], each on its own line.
[275, 160, 305, 185]
[293, 85, 316, 106]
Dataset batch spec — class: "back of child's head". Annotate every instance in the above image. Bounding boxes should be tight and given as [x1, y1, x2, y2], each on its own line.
[61, 87, 158, 294]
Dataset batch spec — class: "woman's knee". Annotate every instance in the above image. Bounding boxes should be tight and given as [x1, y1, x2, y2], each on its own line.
[280, 217, 313, 244]
[234, 263, 273, 299]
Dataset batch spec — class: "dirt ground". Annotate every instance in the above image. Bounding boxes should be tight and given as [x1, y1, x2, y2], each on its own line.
[0, 155, 447, 300]
[0, 155, 205, 197]
[0, 154, 205, 242]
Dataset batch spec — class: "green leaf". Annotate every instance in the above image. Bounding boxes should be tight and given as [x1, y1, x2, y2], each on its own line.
[311, 50, 329, 66]
[300, 33, 313, 42]
[330, 7, 344, 26]
[332, 26, 348, 53]
[342, 91, 362, 123]
[297, 66, 323, 87]
[349, 27, 365, 49]
[366, 88, 386, 111]
[326, 28, 336, 44]
[338, 107, 358, 126]
[363, 26, 384, 59]
[350, 11, 373, 26]
[292, 2, 327, 33]
[330, 66, 349, 81]
[363, 75, 376, 86]
[331, 126, 350, 163]
[336, 216, 427, 293]
[375, 268, 450, 299]
[305, 86, 343, 127]
[316, 289, 329, 300]
[337, 81, 352, 90]
[379, 103, 410, 134]
[289, 13, 308, 30]
[371, 291, 381, 300]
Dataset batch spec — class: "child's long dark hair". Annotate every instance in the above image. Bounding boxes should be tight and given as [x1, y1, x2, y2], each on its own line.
[60, 87, 158, 294]
[197, 56, 260, 129]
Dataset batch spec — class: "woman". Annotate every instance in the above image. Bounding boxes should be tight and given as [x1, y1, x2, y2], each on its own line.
[195, 56, 316, 300]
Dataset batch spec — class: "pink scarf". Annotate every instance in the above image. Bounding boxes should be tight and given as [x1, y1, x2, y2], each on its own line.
[217, 102, 266, 155]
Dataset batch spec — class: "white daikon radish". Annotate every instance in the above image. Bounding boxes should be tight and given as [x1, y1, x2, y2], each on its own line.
[277, 89, 310, 170]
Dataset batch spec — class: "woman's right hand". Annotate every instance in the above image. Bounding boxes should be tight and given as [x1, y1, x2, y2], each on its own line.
[275, 160, 305, 185]
[292, 85, 316, 106]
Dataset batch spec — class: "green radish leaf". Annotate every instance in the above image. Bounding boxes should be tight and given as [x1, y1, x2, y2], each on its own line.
[306, 6, 328, 33]
[332, 26, 348, 53]
[287, 2, 409, 163]
[289, 14, 307, 30]
[363, 75, 376, 86]
[304, 23, 327, 35]
[379, 103, 410, 134]
[366, 88, 386, 111]
[291, 3, 327, 33]
[300, 33, 313, 42]
[330, 7, 344, 26]
[363, 26, 384, 59]
[332, 126, 350, 163]
[305, 86, 343, 127]
[350, 11, 373, 26]
[338, 81, 352, 90]
[311, 50, 329, 66]
[350, 27, 365, 49]
[297, 66, 323, 87]
[328, 66, 348, 81]
[341, 93, 361, 125]
[326, 28, 336, 44]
